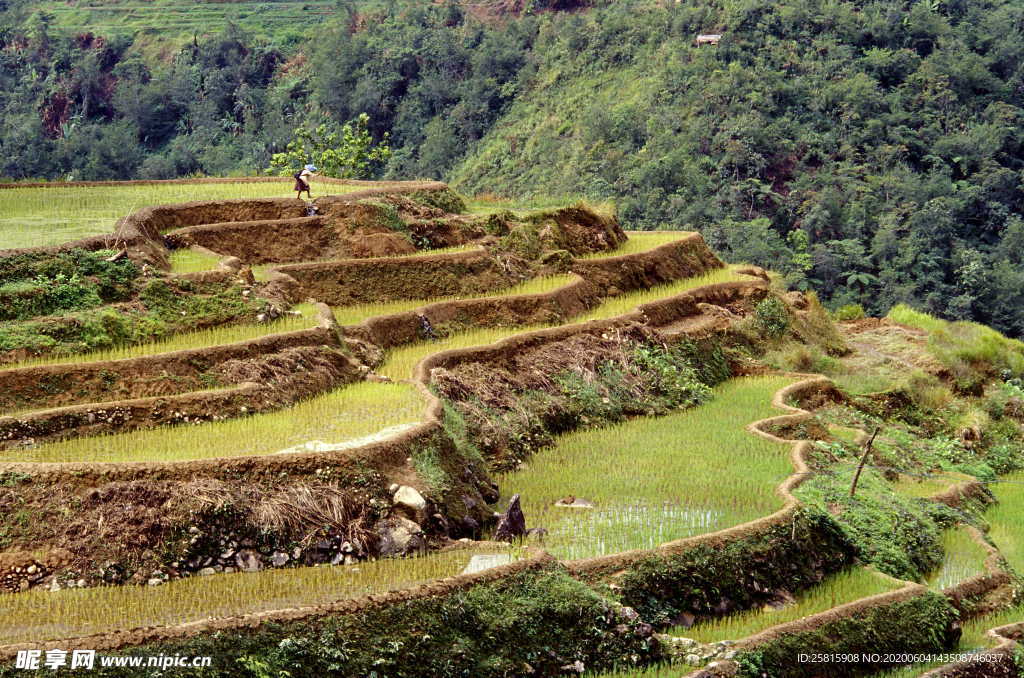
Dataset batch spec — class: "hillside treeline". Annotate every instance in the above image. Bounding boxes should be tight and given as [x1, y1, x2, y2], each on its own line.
[3, 0, 1024, 335]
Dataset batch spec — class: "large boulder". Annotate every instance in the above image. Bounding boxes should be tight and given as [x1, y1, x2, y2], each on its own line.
[393, 485, 427, 514]
[376, 516, 425, 557]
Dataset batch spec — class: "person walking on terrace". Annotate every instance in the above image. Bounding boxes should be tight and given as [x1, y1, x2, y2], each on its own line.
[294, 164, 317, 200]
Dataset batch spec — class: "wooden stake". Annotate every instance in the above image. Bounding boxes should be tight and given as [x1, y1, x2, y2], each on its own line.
[849, 427, 880, 498]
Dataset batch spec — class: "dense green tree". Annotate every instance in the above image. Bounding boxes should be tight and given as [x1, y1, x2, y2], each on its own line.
[267, 114, 391, 178]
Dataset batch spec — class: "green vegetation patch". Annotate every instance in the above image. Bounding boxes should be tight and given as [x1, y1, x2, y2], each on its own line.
[0, 277, 269, 360]
[12, 303, 318, 368]
[888, 304, 1024, 393]
[796, 465, 952, 581]
[408, 187, 467, 214]
[0, 248, 138, 321]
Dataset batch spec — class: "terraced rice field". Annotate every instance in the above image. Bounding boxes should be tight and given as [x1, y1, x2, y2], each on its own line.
[674, 567, 900, 644]
[0, 547, 517, 645]
[497, 376, 796, 559]
[576, 266, 747, 321]
[0, 183, 799, 664]
[377, 267, 749, 382]
[983, 472, 1024, 570]
[0, 181, 359, 250]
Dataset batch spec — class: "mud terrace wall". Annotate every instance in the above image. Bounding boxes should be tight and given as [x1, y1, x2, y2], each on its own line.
[571, 234, 723, 292]
[166, 216, 331, 264]
[276, 249, 511, 305]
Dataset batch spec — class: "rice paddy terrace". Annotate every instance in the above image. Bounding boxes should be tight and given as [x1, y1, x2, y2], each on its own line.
[1, 179, 1024, 677]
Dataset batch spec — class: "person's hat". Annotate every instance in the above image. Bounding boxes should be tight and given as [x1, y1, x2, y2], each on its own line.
[305, 164, 317, 172]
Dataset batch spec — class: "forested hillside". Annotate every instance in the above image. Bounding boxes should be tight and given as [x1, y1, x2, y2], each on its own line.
[3, 0, 1024, 334]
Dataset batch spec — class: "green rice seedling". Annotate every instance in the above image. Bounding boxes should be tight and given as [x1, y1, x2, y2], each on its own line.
[0, 182, 361, 250]
[0, 547, 520, 646]
[11, 303, 319, 368]
[925, 527, 990, 590]
[675, 567, 900, 644]
[0, 381, 422, 464]
[959, 603, 1024, 649]
[251, 246, 481, 283]
[868, 661, 944, 677]
[497, 376, 797, 560]
[583, 663, 682, 677]
[168, 247, 223, 274]
[395, 244, 479, 257]
[578, 231, 692, 259]
[984, 471, 1024, 572]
